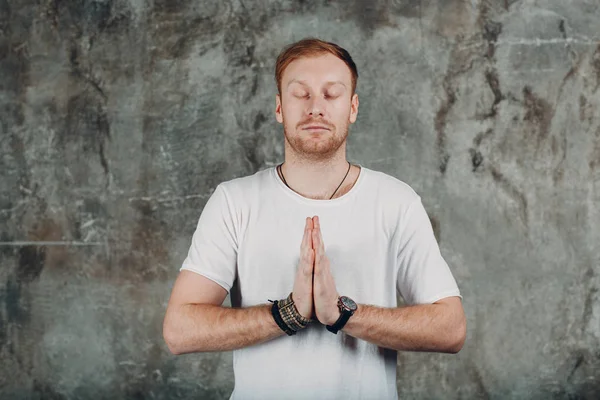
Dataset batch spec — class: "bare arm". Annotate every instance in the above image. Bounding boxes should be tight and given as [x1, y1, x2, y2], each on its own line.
[165, 303, 286, 355]
[340, 296, 466, 353]
[163, 270, 285, 355]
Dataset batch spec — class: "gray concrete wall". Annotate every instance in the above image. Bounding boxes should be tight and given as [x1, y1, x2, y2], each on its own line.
[1, 0, 599, 398]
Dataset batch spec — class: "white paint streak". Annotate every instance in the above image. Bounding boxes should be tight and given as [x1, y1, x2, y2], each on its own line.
[81, 219, 96, 229]
[366, 157, 397, 164]
[458, 36, 600, 51]
[82, 229, 98, 242]
[0, 241, 105, 246]
[0, 200, 29, 215]
[498, 37, 599, 46]
[127, 192, 213, 203]
[119, 360, 144, 366]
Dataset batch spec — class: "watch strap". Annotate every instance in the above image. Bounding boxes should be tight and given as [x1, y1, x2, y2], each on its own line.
[325, 310, 352, 334]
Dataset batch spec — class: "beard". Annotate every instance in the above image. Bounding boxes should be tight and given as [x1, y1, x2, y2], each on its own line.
[282, 114, 350, 162]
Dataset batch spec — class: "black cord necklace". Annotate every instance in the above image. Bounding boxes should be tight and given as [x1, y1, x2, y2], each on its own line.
[277, 161, 352, 200]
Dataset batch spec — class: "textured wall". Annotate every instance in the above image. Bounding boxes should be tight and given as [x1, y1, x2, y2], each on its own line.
[1, 0, 599, 398]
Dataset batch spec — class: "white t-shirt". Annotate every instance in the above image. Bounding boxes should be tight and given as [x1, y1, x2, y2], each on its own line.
[180, 164, 461, 400]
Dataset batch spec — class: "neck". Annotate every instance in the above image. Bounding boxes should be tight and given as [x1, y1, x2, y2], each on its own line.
[279, 153, 356, 200]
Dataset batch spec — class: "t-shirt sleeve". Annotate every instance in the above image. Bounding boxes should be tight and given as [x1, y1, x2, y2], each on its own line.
[179, 183, 238, 294]
[396, 196, 461, 305]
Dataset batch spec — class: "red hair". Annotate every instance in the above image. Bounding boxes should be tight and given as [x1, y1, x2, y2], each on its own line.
[275, 38, 358, 95]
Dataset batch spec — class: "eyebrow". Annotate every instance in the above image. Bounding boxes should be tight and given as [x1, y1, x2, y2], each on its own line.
[287, 79, 347, 89]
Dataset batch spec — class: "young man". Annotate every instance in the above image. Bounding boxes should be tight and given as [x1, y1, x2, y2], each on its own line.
[163, 38, 466, 400]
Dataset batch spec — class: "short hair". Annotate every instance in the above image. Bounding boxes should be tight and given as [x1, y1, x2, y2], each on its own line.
[275, 37, 358, 96]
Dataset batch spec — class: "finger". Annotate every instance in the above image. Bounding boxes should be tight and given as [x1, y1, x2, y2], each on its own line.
[312, 232, 321, 276]
[303, 219, 315, 267]
[316, 217, 325, 252]
[302, 217, 311, 249]
[312, 226, 319, 257]
[318, 224, 325, 252]
[312, 220, 323, 253]
[300, 220, 309, 268]
[307, 218, 315, 253]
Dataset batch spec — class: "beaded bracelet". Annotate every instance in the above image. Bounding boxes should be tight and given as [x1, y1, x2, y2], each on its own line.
[268, 293, 312, 335]
[278, 292, 312, 331]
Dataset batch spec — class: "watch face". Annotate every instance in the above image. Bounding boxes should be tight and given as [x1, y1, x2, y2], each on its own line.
[340, 296, 357, 311]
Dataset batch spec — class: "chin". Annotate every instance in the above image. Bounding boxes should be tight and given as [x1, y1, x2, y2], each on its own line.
[283, 125, 348, 154]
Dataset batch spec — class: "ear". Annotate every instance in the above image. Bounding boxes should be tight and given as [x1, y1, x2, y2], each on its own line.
[275, 94, 283, 124]
[349, 93, 359, 124]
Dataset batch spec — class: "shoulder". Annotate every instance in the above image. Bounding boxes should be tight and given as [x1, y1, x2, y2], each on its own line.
[215, 167, 272, 200]
[362, 166, 421, 205]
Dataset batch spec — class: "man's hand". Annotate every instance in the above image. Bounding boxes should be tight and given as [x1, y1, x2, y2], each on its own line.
[311, 216, 341, 326]
[292, 217, 316, 320]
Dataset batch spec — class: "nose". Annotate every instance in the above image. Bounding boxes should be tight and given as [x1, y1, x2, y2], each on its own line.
[307, 96, 326, 117]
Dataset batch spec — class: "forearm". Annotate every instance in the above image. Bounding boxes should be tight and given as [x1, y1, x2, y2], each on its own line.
[164, 303, 285, 354]
[341, 302, 466, 353]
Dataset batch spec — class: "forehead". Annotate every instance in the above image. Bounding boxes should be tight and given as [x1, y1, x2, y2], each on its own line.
[282, 53, 352, 87]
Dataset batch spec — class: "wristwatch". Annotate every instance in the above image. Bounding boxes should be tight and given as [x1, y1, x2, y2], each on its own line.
[325, 295, 358, 334]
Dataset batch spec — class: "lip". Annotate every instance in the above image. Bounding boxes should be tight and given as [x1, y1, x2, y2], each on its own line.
[302, 125, 330, 130]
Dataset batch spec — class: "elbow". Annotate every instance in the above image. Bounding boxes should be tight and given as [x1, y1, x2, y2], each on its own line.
[163, 330, 180, 355]
[163, 319, 183, 355]
[448, 333, 466, 354]
[164, 335, 182, 356]
[447, 315, 467, 354]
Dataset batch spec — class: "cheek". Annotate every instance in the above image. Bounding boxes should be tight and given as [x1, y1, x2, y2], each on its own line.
[281, 102, 302, 120]
[331, 102, 351, 119]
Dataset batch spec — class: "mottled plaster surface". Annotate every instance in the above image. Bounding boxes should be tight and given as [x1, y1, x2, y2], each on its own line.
[1, 0, 599, 398]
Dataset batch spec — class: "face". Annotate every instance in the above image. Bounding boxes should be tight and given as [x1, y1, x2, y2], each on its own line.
[275, 53, 359, 161]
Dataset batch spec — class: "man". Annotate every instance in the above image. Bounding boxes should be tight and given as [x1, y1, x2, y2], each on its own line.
[163, 37, 466, 400]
